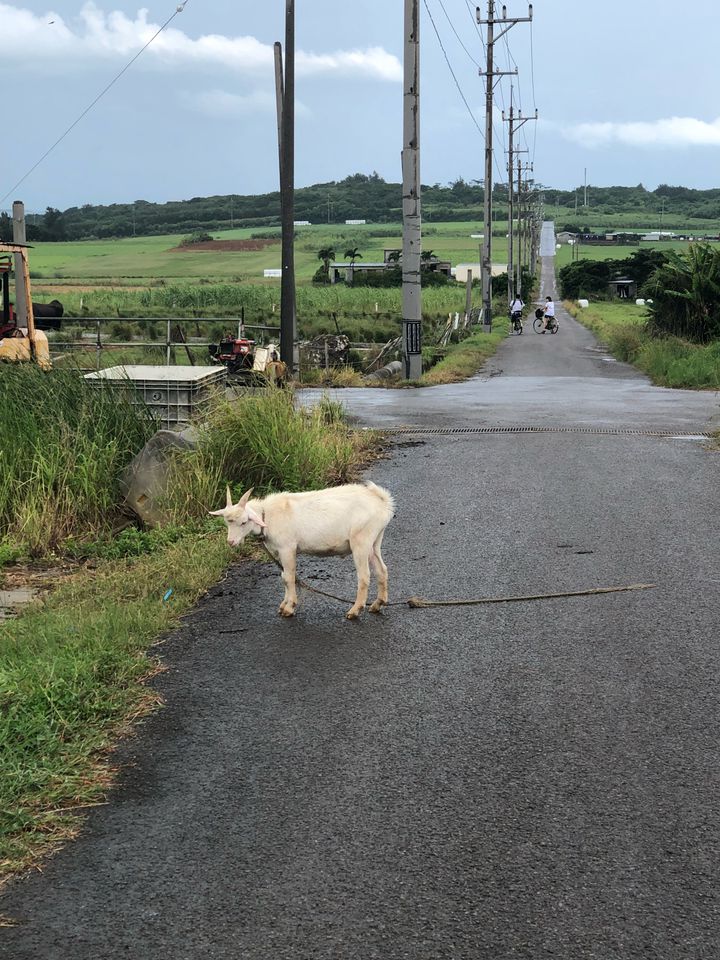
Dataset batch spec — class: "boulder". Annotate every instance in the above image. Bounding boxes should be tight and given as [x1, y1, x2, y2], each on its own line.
[120, 427, 198, 526]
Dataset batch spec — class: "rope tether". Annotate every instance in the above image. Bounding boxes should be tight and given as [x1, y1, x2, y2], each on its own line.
[260, 542, 655, 609]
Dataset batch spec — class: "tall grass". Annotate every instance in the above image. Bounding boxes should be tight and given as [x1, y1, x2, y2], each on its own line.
[566, 302, 720, 389]
[164, 388, 367, 523]
[0, 367, 155, 554]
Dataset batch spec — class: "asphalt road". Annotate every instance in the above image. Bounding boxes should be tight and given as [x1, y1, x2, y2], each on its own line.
[3, 253, 720, 959]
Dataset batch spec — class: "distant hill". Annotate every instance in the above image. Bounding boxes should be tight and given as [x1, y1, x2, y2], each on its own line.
[3, 174, 720, 241]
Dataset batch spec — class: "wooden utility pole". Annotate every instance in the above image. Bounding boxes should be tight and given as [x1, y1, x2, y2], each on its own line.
[477, 2, 533, 329]
[401, 0, 422, 380]
[277, 2, 296, 372]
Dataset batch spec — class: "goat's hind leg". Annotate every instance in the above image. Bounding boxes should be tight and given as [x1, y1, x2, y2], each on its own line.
[347, 535, 372, 620]
[277, 547, 298, 617]
[369, 529, 389, 614]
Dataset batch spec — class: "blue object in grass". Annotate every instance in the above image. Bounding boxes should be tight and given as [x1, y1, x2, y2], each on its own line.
[163, 589, 174, 602]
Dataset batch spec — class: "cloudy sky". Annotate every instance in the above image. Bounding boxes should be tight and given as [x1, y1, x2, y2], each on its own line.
[1, 0, 718, 212]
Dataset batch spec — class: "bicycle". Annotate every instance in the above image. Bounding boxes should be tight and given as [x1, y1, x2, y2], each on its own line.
[510, 310, 523, 335]
[533, 307, 559, 335]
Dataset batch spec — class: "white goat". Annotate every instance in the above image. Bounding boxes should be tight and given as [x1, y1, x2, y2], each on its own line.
[210, 482, 395, 620]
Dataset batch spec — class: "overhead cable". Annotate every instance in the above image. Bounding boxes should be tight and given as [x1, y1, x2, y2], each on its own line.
[0, 1, 192, 205]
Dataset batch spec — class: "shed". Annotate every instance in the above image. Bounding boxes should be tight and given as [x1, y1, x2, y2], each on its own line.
[608, 278, 637, 300]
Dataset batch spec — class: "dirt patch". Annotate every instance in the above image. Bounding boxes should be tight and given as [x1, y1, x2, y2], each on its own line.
[169, 239, 280, 253]
[0, 564, 80, 620]
[32, 284, 148, 293]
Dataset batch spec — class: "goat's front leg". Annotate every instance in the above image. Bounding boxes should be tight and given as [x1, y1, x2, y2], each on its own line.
[347, 537, 371, 620]
[277, 547, 298, 617]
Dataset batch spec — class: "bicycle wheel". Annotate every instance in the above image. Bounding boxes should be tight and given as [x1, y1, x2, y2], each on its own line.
[550, 321, 559, 334]
[533, 317, 545, 334]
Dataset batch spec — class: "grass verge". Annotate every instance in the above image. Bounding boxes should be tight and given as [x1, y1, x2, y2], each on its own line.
[0, 533, 233, 878]
[419, 317, 509, 385]
[1, 378, 377, 882]
[565, 301, 720, 389]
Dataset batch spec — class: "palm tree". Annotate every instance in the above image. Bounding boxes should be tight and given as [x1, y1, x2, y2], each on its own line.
[317, 246, 336, 278]
[420, 249, 436, 262]
[344, 247, 362, 265]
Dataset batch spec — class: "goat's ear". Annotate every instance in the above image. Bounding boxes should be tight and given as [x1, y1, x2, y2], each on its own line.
[238, 488, 254, 509]
[226, 485, 234, 509]
[209, 508, 227, 517]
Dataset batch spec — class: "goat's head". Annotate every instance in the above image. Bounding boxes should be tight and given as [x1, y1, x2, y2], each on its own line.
[210, 486, 266, 546]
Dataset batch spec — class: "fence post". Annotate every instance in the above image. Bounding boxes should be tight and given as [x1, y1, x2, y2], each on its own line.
[166, 320, 171, 365]
[96, 320, 102, 370]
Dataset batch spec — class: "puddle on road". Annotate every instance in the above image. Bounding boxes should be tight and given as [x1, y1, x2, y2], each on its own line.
[0, 588, 38, 621]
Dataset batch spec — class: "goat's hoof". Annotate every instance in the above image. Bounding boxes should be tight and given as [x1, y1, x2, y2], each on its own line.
[280, 607, 296, 618]
[345, 607, 362, 620]
[369, 600, 385, 614]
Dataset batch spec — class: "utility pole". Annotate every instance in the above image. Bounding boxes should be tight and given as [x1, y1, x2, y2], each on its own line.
[583, 167, 588, 207]
[502, 94, 534, 302]
[517, 160, 533, 298]
[477, 1, 533, 331]
[275, 3, 296, 372]
[401, 0, 422, 380]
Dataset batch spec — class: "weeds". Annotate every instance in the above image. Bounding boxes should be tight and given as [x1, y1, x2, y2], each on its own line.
[0, 366, 155, 555]
[420, 319, 509, 385]
[0, 533, 232, 875]
[566, 301, 720, 389]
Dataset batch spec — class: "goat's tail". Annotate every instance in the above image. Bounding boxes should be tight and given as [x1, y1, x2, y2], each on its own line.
[365, 481, 396, 520]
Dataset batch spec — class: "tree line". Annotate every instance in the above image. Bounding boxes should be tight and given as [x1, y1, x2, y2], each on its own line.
[5, 174, 720, 243]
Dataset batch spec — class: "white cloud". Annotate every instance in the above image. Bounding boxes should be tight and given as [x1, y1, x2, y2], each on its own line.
[186, 89, 276, 118]
[0, 3, 401, 80]
[186, 88, 311, 119]
[297, 47, 402, 82]
[562, 116, 720, 148]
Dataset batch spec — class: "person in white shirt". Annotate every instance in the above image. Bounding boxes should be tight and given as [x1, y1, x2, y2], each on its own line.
[509, 296, 524, 316]
[543, 296, 555, 331]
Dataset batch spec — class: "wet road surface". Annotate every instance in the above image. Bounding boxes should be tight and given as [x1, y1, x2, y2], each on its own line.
[3, 246, 720, 959]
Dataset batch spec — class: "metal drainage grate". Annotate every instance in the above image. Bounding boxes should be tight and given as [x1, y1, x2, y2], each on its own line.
[383, 425, 711, 438]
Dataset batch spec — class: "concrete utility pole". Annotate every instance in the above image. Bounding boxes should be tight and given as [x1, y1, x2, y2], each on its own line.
[401, 0, 422, 380]
[502, 95, 533, 302]
[477, 1, 532, 331]
[276, 2, 296, 372]
[516, 160, 533, 297]
[584, 166, 588, 208]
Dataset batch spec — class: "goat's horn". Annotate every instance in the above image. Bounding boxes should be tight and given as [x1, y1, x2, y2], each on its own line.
[238, 488, 254, 508]
[226, 485, 233, 508]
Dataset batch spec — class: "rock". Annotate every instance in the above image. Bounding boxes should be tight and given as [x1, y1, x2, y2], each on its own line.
[120, 428, 199, 526]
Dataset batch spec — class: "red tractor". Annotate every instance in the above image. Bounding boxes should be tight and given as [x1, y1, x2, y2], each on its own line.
[208, 336, 257, 376]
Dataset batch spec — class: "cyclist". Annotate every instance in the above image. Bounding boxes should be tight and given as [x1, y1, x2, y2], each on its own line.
[542, 296, 556, 332]
[509, 294, 524, 332]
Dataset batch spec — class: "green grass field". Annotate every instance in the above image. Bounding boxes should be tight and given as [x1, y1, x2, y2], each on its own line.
[29, 222, 492, 286]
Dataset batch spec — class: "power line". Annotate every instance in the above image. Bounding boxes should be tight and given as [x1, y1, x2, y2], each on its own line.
[423, 0, 485, 142]
[0, 1, 191, 206]
[436, 0, 480, 67]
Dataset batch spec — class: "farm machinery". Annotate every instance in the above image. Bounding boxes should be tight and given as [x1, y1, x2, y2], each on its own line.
[0, 242, 63, 370]
[208, 335, 287, 384]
